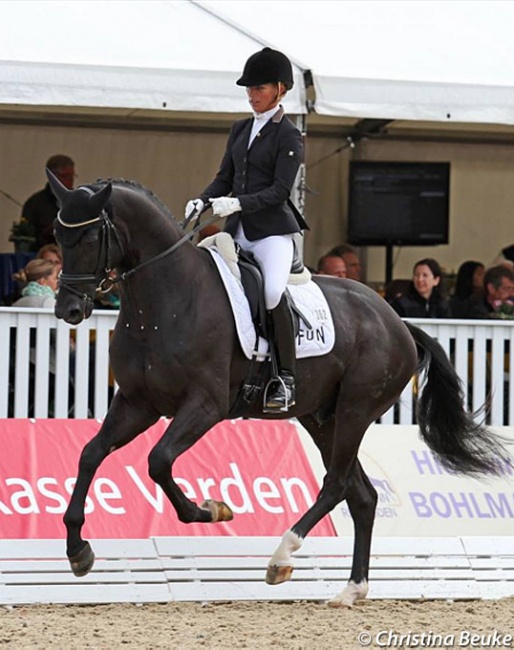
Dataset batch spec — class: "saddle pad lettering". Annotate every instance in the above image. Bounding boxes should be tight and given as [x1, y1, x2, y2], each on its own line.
[207, 248, 335, 361]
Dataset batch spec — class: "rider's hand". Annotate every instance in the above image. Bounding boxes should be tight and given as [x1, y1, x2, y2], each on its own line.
[184, 198, 204, 221]
[209, 197, 241, 218]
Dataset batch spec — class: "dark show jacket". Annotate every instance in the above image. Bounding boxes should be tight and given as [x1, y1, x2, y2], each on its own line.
[390, 287, 451, 318]
[199, 106, 308, 241]
[465, 293, 495, 318]
[21, 183, 59, 249]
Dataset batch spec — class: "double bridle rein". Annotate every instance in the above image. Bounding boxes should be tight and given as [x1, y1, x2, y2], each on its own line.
[57, 188, 218, 304]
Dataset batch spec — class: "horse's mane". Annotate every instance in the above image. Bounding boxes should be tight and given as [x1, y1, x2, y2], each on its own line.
[92, 178, 176, 224]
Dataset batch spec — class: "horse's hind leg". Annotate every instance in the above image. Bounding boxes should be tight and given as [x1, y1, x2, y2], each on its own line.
[266, 403, 378, 606]
[328, 460, 377, 608]
[64, 392, 159, 576]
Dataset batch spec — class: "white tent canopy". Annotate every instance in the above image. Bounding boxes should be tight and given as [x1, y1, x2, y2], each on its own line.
[202, 0, 514, 125]
[0, 0, 306, 115]
[3, 0, 514, 125]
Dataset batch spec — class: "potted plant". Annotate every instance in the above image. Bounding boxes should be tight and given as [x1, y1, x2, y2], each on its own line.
[9, 219, 36, 253]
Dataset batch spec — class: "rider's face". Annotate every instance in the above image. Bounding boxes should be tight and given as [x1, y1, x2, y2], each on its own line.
[246, 83, 284, 113]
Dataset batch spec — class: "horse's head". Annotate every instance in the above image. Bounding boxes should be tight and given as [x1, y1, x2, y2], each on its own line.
[48, 169, 117, 324]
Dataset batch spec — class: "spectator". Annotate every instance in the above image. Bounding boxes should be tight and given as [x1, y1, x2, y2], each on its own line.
[10, 258, 75, 416]
[21, 154, 76, 250]
[466, 265, 514, 319]
[449, 260, 485, 318]
[328, 243, 362, 282]
[389, 257, 450, 318]
[11, 259, 58, 308]
[317, 253, 347, 278]
[36, 243, 63, 275]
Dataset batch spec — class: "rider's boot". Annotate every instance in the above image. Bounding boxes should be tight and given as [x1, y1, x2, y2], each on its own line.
[264, 295, 296, 413]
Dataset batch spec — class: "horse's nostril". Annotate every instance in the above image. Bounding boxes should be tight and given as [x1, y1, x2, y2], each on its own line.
[66, 309, 85, 325]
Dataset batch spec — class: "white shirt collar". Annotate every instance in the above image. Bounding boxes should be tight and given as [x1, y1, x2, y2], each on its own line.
[253, 105, 281, 122]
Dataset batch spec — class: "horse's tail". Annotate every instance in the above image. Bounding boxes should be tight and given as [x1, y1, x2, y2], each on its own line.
[405, 321, 512, 477]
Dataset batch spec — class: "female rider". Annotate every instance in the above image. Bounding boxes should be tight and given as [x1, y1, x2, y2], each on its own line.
[185, 47, 308, 413]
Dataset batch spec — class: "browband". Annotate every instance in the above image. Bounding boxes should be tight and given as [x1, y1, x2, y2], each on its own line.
[56, 186, 103, 228]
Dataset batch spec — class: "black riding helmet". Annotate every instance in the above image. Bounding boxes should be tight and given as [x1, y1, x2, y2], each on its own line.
[236, 47, 294, 90]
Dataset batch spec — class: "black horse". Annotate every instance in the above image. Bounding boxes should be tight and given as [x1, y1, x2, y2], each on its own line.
[48, 171, 510, 607]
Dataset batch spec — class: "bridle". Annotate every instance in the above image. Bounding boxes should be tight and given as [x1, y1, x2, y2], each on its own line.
[57, 186, 218, 305]
[57, 204, 122, 304]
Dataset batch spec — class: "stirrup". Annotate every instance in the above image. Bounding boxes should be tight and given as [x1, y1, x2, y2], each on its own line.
[263, 375, 295, 413]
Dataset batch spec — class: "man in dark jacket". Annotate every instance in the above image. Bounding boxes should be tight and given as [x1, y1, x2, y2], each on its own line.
[22, 154, 75, 250]
[185, 48, 308, 413]
[466, 265, 514, 318]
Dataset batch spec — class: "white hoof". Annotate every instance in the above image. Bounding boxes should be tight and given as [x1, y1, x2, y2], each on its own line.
[328, 579, 368, 608]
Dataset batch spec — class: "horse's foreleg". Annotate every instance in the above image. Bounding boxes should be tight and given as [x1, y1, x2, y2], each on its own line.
[147, 401, 232, 524]
[64, 393, 158, 576]
[328, 460, 377, 608]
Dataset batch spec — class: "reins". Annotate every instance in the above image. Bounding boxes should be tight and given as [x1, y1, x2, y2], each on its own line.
[111, 211, 218, 285]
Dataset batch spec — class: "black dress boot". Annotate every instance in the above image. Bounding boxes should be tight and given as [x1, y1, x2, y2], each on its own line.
[264, 295, 296, 413]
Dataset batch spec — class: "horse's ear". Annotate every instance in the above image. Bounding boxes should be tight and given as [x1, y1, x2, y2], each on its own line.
[88, 182, 113, 215]
[46, 167, 70, 203]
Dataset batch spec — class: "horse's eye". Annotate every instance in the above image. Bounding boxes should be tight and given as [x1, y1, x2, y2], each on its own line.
[82, 230, 100, 247]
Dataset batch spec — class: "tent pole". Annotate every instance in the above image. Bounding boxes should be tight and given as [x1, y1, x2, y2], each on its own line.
[292, 114, 307, 260]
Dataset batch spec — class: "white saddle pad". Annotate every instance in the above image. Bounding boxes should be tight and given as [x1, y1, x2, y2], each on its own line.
[203, 243, 336, 361]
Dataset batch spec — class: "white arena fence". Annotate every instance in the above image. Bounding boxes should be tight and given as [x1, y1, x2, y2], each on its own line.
[1, 536, 514, 604]
[1, 307, 514, 424]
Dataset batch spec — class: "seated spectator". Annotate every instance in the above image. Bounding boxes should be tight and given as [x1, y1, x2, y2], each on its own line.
[327, 243, 362, 282]
[466, 265, 514, 319]
[12, 259, 59, 308]
[317, 253, 347, 278]
[449, 260, 485, 318]
[36, 243, 63, 275]
[21, 154, 76, 250]
[10, 260, 61, 412]
[389, 258, 450, 318]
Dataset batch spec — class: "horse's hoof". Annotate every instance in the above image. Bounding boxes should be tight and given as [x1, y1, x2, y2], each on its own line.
[200, 499, 234, 522]
[265, 564, 293, 585]
[69, 541, 95, 577]
[327, 597, 353, 609]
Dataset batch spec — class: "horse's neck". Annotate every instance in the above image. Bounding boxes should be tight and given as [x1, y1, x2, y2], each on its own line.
[120, 239, 205, 315]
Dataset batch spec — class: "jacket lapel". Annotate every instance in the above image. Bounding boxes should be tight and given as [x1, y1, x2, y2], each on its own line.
[248, 106, 285, 150]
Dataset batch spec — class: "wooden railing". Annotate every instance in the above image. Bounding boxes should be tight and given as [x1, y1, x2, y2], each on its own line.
[2, 308, 513, 425]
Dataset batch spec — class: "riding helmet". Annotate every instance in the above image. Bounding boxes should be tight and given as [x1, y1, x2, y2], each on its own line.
[236, 47, 294, 90]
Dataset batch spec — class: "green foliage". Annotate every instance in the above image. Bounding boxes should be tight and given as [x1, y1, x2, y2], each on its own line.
[9, 219, 36, 242]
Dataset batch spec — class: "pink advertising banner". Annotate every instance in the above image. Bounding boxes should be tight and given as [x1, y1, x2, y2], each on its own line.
[0, 419, 335, 539]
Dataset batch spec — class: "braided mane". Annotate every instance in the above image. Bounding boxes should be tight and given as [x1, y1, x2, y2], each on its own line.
[92, 178, 176, 223]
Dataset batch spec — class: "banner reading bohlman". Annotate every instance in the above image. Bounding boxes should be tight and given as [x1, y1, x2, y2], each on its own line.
[295, 423, 514, 537]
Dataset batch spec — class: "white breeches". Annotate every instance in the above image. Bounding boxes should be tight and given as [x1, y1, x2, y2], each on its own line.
[235, 226, 294, 310]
